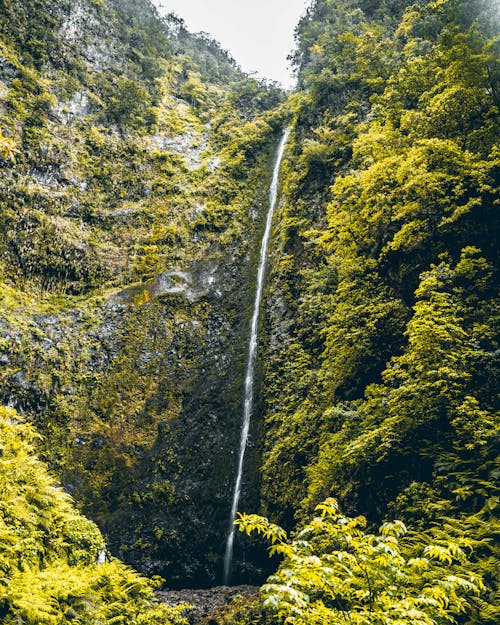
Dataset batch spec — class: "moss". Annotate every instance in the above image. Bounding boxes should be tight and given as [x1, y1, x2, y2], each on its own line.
[0, 0, 287, 589]
[0, 405, 190, 625]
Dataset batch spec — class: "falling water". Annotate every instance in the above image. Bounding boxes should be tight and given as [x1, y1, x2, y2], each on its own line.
[223, 129, 290, 585]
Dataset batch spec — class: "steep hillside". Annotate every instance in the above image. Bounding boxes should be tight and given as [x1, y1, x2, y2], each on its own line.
[0, 0, 283, 585]
[253, 0, 499, 622]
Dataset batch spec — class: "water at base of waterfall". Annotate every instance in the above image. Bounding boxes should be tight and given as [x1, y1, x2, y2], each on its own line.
[223, 129, 290, 585]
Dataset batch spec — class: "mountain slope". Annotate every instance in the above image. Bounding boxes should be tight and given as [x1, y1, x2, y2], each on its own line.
[255, 0, 499, 622]
[0, 0, 283, 585]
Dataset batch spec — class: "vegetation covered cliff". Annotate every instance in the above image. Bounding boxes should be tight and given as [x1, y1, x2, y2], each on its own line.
[0, 0, 282, 587]
[0, 0, 498, 623]
[254, 0, 498, 622]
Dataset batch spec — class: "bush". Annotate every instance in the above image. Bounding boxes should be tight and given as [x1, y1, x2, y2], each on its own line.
[237, 498, 484, 625]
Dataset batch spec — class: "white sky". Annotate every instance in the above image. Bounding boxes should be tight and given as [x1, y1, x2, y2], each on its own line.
[152, 0, 310, 88]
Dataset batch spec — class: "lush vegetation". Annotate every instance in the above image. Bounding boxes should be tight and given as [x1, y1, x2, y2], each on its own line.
[0, 0, 498, 620]
[254, 0, 498, 623]
[0, 406, 189, 624]
[237, 498, 484, 624]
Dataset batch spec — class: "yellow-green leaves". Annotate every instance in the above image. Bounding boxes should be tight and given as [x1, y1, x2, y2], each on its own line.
[0, 407, 188, 625]
[238, 499, 483, 625]
[0, 128, 17, 160]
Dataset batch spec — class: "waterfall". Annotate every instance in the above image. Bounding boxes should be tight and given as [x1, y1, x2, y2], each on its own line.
[223, 129, 289, 585]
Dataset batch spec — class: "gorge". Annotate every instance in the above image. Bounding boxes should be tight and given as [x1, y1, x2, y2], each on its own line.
[0, 1, 498, 624]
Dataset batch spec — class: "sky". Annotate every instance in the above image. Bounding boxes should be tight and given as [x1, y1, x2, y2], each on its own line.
[152, 0, 310, 88]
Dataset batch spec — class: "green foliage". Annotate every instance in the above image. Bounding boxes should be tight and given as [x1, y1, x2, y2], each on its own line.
[0, 406, 189, 624]
[0, 127, 16, 159]
[105, 78, 156, 129]
[176, 70, 208, 108]
[259, 3, 498, 623]
[238, 499, 484, 625]
[0, 0, 284, 585]
[261, 0, 498, 498]
[305, 248, 498, 512]
[0, 407, 104, 570]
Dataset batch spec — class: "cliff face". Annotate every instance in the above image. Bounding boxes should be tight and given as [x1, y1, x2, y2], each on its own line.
[1, 0, 498, 614]
[257, 1, 498, 621]
[0, 0, 283, 585]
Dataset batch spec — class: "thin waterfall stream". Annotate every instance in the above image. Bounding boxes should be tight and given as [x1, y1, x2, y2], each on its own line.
[223, 129, 290, 585]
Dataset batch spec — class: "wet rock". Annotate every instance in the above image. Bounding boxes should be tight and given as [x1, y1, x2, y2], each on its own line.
[0, 56, 18, 82]
[157, 585, 259, 624]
